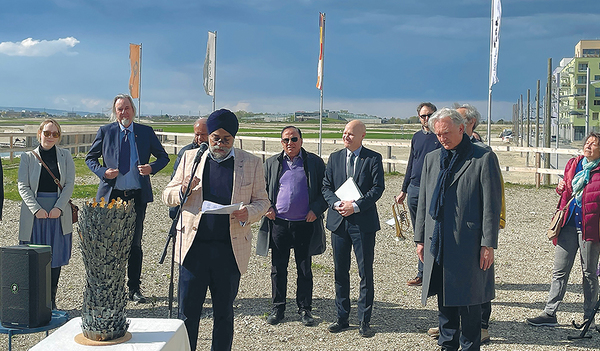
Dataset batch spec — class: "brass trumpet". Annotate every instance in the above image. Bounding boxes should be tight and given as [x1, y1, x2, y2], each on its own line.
[392, 202, 411, 240]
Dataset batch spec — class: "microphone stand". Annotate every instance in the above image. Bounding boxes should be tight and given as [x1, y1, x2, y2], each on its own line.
[159, 150, 204, 318]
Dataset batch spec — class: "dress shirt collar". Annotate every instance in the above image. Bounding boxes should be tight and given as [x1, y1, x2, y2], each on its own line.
[119, 122, 134, 134]
[283, 151, 303, 163]
[346, 146, 362, 158]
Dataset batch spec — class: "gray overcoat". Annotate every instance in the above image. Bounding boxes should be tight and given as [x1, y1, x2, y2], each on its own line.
[414, 141, 502, 307]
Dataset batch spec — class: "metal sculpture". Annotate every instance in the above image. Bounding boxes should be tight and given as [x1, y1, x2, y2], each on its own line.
[79, 198, 136, 341]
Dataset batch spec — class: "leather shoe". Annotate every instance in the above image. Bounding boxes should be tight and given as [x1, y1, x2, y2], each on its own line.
[299, 309, 314, 326]
[129, 290, 147, 303]
[407, 276, 423, 286]
[266, 309, 284, 325]
[328, 319, 349, 333]
[358, 321, 374, 337]
[481, 328, 490, 343]
[427, 326, 440, 338]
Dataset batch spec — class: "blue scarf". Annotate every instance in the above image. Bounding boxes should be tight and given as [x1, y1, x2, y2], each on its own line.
[572, 157, 600, 206]
[429, 134, 473, 264]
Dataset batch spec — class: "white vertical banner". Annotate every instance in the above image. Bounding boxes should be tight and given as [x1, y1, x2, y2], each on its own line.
[203, 31, 216, 96]
[489, 0, 502, 88]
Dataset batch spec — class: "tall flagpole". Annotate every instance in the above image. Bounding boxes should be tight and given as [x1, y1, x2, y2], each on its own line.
[319, 88, 323, 157]
[488, 0, 501, 146]
[317, 13, 326, 157]
[213, 31, 217, 112]
[486, 8, 493, 146]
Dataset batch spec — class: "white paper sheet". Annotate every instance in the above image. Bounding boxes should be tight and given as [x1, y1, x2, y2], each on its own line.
[201, 200, 242, 214]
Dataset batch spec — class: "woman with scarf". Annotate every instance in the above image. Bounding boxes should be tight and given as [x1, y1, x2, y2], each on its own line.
[18, 118, 75, 310]
[527, 132, 600, 328]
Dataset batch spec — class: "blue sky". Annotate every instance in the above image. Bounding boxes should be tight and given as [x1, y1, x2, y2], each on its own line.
[0, 0, 599, 120]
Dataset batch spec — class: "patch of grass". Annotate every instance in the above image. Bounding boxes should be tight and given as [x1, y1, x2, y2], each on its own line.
[311, 262, 331, 273]
[504, 182, 556, 190]
[386, 171, 402, 176]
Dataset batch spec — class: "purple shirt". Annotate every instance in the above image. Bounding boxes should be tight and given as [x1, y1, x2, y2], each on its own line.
[275, 153, 310, 221]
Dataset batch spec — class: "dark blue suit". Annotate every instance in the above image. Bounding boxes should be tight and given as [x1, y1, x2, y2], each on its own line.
[86, 122, 169, 291]
[322, 147, 385, 324]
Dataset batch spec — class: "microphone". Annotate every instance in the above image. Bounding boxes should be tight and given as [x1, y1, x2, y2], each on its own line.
[193, 142, 209, 164]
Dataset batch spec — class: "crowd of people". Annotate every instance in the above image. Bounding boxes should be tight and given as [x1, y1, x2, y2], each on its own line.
[10, 94, 600, 351]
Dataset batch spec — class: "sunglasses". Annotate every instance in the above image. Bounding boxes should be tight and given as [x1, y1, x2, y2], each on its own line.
[281, 137, 299, 144]
[43, 131, 60, 138]
[419, 113, 433, 119]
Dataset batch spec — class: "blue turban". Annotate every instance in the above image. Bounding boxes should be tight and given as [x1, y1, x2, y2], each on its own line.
[207, 109, 239, 137]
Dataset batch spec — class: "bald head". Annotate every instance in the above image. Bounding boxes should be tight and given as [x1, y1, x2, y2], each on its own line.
[343, 120, 366, 151]
[193, 117, 208, 145]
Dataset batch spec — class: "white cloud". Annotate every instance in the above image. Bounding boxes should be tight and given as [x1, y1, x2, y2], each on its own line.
[0, 37, 80, 57]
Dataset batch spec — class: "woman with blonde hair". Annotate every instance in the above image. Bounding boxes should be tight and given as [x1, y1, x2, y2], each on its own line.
[18, 118, 75, 310]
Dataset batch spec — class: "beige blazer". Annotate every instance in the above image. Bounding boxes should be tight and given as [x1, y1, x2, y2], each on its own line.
[18, 146, 75, 241]
[162, 148, 269, 274]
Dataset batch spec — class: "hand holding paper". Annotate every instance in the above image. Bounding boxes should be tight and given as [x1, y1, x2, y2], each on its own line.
[231, 206, 248, 223]
[335, 201, 355, 217]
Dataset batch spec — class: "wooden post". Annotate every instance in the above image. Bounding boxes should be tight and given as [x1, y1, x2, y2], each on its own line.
[261, 140, 266, 162]
[174, 135, 178, 155]
[9, 135, 13, 161]
[535, 152, 541, 188]
[387, 146, 392, 173]
[526, 89, 531, 166]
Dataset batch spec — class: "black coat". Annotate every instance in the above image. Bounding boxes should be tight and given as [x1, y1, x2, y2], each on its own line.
[256, 148, 328, 256]
[322, 146, 385, 233]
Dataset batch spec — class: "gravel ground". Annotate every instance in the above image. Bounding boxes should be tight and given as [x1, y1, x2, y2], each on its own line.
[2, 154, 599, 350]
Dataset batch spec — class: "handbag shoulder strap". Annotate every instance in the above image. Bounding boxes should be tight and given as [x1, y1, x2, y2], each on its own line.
[560, 196, 574, 211]
[31, 150, 64, 191]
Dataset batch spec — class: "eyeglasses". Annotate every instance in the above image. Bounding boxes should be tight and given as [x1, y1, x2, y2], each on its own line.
[281, 137, 299, 144]
[419, 113, 433, 119]
[43, 131, 60, 138]
[210, 134, 232, 145]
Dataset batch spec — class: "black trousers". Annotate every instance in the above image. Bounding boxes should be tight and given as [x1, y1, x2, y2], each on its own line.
[110, 189, 146, 291]
[179, 240, 241, 351]
[431, 262, 482, 351]
[406, 184, 423, 278]
[51, 267, 60, 309]
[270, 218, 313, 312]
[481, 301, 491, 329]
[331, 221, 375, 324]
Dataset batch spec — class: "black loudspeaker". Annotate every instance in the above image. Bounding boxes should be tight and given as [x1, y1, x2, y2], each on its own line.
[0, 245, 52, 328]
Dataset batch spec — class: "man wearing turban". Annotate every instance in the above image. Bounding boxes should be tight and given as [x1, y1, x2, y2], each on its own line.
[163, 109, 269, 351]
